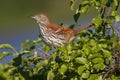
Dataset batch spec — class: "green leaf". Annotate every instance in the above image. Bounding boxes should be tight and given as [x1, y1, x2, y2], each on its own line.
[35, 60, 48, 72]
[89, 39, 97, 46]
[59, 64, 68, 75]
[33, 38, 42, 43]
[74, 13, 80, 23]
[81, 70, 90, 78]
[59, 46, 67, 53]
[113, 0, 118, 6]
[77, 66, 86, 75]
[47, 70, 54, 80]
[92, 16, 102, 26]
[45, 46, 51, 52]
[70, 0, 76, 11]
[88, 74, 101, 80]
[111, 11, 118, 16]
[0, 44, 16, 52]
[115, 15, 120, 22]
[79, 5, 89, 14]
[92, 58, 104, 64]
[75, 57, 87, 64]
[93, 63, 105, 70]
[70, 76, 78, 80]
[81, 1, 90, 6]
[20, 40, 32, 51]
[13, 54, 22, 66]
[102, 49, 111, 58]
[34, 60, 48, 73]
[0, 52, 12, 60]
[88, 53, 102, 59]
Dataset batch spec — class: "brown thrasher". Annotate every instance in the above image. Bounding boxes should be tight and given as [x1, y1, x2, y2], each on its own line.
[32, 14, 92, 47]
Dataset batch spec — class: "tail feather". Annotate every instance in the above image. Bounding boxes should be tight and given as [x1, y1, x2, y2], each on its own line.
[74, 23, 93, 35]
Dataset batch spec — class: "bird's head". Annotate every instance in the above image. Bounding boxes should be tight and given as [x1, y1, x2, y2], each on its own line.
[32, 13, 50, 25]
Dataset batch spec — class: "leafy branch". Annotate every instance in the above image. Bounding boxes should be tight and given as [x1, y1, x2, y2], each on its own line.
[0, 0, 120, 80]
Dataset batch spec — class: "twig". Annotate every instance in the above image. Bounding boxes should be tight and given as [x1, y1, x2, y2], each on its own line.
[115, 0, 120, 10]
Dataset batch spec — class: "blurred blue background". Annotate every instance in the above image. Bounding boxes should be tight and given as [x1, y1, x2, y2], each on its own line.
[0, 0, 95, 63]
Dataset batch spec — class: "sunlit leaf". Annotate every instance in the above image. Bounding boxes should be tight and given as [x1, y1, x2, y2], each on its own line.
[45, 46, 51, 52]
[78, 66, 86, 75]
[81, 1, 90, 6]
[81, 70, 90, 78]
[79, 5, 89, 14]
[92, 16, 102, 26]
[92, 58, 104, 64]
[47, 70, 54, 80]
[70, 76, 78, 80]
[102, 49, 111, 58]
[0, 52, 12, 60]
[115, 15, 120, 22]
[111, 11, 118, 16]
[113, 0, 118, 6]
[34, 60, 48, 72]
[20, 40, 33, 51]
[75, 57, 87, 64]
[59, 64, 68, 75]
[88, 74, 101, 80]
[70, 0, 76, 11]
[33, 38, 42, 43]
[93, 63, 105, 70]
[0, 44, 16, 52]
[88, 53, 102, 59]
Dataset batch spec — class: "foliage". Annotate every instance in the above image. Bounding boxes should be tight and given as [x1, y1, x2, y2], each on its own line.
[0, 0, 120, 80]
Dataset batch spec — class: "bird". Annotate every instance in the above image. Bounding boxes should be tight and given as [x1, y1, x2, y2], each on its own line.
[32, 13, 92, 47]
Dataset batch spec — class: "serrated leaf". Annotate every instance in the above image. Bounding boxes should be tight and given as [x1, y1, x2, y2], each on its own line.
[0, 52, 12, 60]
[47, 70, 54, 80]
[0, 44, 15, 52]
[59, 64, 67, 75]
[75, 57, 87, 64]
[78, 66, 86, 75]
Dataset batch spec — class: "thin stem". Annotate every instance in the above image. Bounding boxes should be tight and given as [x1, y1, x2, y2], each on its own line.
[115, 0, 120, 10]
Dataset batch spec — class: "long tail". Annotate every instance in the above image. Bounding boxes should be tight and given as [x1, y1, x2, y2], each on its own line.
[74, 23, 93, 35]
